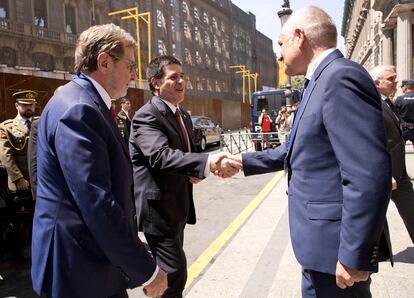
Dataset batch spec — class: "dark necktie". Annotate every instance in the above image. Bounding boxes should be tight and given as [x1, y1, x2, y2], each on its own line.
[300, 78, 310, 100]
[175, 109, 190, 151]
[25, 120, 31, 131]
[110, 106, 117, 123]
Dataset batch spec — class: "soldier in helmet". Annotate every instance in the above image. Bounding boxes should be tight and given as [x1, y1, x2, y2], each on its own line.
[117, 97, 132, 144]
[0, 90, 39, 258]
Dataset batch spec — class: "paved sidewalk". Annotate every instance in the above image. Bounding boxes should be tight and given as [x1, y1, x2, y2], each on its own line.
[185, 146, 414, 298]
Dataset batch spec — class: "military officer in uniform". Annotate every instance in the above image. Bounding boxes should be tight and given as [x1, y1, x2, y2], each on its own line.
[0, 90, 39, 257]
[117, 97, 132, 144]
[395, 80, 414, 145]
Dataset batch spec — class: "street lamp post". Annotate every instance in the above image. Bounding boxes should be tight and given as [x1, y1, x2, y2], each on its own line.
[230, 65, 246, 103]
[277, 0, 293, 107]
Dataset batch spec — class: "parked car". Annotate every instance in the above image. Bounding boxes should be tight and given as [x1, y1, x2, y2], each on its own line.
[191, 116, 222, 151]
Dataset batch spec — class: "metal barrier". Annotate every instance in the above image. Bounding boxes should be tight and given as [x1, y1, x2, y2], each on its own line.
[220, 129, 280, 154]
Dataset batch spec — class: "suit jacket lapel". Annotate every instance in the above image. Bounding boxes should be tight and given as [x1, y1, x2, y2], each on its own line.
[287, 49, 343, 159]
[150, 96, 189, 150]
[73, 77, 131, 158]
[383, 101, 401, 131]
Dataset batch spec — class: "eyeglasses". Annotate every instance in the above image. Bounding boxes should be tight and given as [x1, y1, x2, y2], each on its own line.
[107, 52, 137, 74]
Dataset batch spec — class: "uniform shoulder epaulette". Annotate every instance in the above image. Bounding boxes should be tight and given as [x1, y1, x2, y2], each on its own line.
[0, 119, 13, 127]
[33, 116, 40, 120]
[117, 114, 127, 120]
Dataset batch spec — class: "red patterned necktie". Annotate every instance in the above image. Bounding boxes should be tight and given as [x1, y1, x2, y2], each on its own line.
[110, 106, 117, 123]
[175, 109, 190, 151]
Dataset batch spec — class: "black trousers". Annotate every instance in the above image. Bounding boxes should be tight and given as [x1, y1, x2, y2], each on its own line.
[302, 269, 371, 298]
[145, 230, 186, 298]
[392, 173, 414, 243]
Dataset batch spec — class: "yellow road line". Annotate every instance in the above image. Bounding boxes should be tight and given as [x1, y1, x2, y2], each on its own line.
[185, 171, 285, 289]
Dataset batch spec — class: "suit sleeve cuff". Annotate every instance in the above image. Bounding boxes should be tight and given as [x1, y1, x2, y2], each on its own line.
[203, 155, 211, 178]
[142, 265, 160, 286]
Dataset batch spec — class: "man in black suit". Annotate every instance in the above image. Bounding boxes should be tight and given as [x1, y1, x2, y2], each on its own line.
[129, 55, 241, 297]
[371, 65, 414, 244]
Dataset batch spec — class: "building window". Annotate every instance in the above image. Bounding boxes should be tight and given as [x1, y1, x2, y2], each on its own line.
[194, 7, 199, 21]
[183, 21, 191, 39]
[65, 4, 76, 34]
[213, 36, 219, 52]
[157, 9, 165, 28]
[184, 47, 192, 64]
[203, 12, 209, 25]
[33, 52, 54, 71]
[196, 77, 203, 90]
[205, 54, 211, 67]
[90, 11, 100, 26]
[0, 0, 8, 18]
[206, 79, 212, 92]
[158, 40, 166, 55]
[182, 1, 189, 14]
[195, 51, 202, 64]
[172, 43, 176, 56]
[214, 57, 220, 71]
[194, 26, 199, 41]
[204, 33, 210, 47]
[34, 0, 47, 27]
[171, 16, 175, 32]
[212, 17, 217, 30]
[186, 74, 193, 89]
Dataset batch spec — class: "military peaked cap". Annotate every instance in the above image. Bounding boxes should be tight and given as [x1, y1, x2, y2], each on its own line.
[12, 90, 38, 104]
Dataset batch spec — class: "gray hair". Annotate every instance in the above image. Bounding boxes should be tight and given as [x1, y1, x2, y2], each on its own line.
[74, 24, 136, 73]
[369, 65, 395, 81]
[282, 6, 337, 49]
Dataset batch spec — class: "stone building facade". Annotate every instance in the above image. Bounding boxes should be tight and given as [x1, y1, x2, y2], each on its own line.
[0, 0, 277, 101]
[342, 0, 414, 94]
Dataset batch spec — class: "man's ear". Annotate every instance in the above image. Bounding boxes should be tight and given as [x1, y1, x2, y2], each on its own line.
[96, 52, 111, 74]
[151, 77, 160, 91]
[295, 28, 306, 48]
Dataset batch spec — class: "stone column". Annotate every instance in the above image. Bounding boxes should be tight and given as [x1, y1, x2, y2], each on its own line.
[382, 29, 393, 65]
[396, 11, 412, 85]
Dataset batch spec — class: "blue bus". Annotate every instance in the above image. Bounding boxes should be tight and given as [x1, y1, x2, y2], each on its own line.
[250, 89, 300, 151]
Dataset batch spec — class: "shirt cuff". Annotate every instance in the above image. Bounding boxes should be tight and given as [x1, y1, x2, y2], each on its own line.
[203, 154, 211, 177]
[142, 265, 160, 286]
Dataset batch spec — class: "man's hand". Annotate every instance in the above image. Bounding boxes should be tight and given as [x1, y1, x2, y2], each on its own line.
[189, 176, 202, 184]
[335, 261, 369, 289]
[210, 153, 242, 178]
[143, 269, 168, 297]
[16, 178, 30, 191]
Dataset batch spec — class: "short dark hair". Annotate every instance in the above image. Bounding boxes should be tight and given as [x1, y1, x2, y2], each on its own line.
[146, 55, 182, 94]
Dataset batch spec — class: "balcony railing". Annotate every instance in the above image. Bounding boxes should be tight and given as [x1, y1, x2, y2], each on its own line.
[0, 18, 24, 33]
[32, 26, 60, 41]
[0, 18, 77, 44]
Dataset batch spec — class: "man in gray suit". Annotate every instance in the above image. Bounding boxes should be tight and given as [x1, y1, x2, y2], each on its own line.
[371, 65, 414, 244]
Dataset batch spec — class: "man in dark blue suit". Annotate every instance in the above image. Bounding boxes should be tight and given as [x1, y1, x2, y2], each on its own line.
[240, 7, 391, 297]
[31, 24, 167, 298]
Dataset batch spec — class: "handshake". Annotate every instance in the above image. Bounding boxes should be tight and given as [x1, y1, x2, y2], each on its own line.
[210, 152, 242, 178]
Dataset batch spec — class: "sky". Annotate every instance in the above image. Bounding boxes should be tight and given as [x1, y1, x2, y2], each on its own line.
[231, 0, 345, 56]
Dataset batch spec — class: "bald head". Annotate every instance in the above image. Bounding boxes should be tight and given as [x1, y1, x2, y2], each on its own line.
[282, 6, 337, 50]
